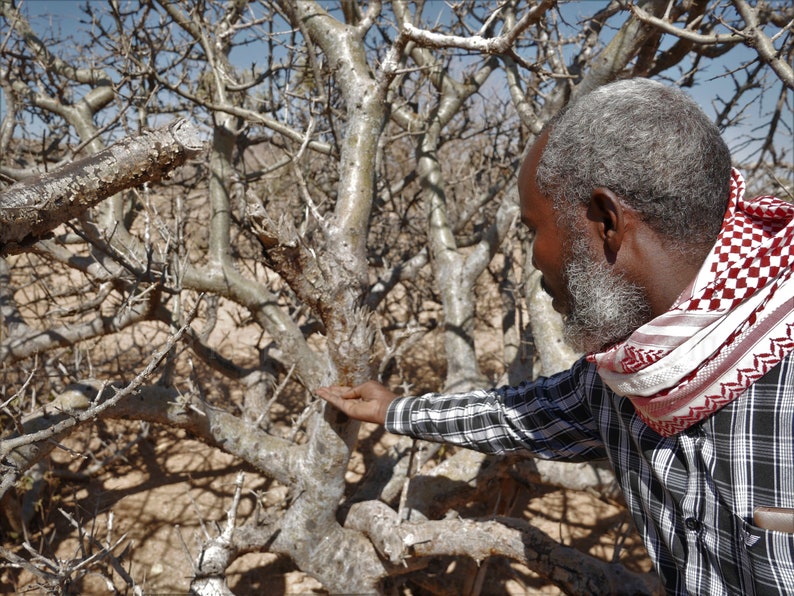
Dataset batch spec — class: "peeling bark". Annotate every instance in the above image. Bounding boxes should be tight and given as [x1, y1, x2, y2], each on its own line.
[0, 119, 205, 254]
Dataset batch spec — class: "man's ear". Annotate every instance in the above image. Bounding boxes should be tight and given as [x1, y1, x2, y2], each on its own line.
[587, 187, 627, 262]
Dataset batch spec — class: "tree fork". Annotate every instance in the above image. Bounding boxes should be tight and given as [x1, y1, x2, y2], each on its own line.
[0, 119, 205, 254]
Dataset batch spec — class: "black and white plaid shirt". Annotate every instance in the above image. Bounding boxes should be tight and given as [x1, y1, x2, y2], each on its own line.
[386, 351, 794, 595]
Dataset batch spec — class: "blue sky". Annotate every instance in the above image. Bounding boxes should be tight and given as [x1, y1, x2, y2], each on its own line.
[4, 0, 791, 165]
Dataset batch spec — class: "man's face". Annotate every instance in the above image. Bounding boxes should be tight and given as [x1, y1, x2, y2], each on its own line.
[518, 133, 571, 315]
[518, 134, 651, 353]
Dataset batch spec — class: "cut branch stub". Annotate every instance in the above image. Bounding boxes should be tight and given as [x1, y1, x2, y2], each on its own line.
[246, 194, 329, 314]
[0, 119, 206, 255]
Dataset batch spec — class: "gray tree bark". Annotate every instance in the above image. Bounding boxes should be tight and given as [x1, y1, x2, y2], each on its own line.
[0, 119, 204, 254]
[1, 0, 789, 593]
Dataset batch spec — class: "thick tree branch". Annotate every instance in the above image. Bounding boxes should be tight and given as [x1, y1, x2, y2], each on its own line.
[525, 269, 580, 376]
[0, 119, 205, 254]
[403, 449, 621, 519]
[511, 456, 622, 502]
[732, 0, 794, 90]
[629, 2, 743, 44]
[345, 500, 663, 596]
[574, 0, 668, 100]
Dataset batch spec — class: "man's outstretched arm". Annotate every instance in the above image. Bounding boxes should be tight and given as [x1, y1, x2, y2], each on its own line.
[317, 358, 609, 461]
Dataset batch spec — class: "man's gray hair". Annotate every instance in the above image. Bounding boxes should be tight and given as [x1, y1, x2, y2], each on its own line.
[537, 78, 732, 249]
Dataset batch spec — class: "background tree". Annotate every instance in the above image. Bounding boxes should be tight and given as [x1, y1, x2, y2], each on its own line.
[0, 0, 791, 593]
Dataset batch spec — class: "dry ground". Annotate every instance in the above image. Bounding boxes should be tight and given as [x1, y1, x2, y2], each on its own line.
[2, 417, 651, 595]
[1, 251, 653, 594]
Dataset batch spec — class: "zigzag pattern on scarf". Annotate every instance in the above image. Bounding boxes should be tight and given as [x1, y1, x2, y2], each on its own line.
[638, 321, 794, 436]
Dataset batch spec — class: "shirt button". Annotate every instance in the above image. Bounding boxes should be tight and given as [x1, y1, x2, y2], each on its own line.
[685, 517, 701, 531]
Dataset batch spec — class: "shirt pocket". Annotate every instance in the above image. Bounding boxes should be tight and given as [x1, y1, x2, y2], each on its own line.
[740, 517, 794, 595]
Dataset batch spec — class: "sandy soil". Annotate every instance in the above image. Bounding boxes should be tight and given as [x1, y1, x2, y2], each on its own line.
[1, 258, 653, 594]
[2, 418, 651, 595]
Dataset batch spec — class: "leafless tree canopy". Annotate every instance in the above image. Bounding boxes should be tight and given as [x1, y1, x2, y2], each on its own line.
[0, 1, 791, 593]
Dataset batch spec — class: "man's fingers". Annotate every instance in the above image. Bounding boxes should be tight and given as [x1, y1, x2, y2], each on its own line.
[336, 387, 360, 400]
[317, 386, 353, 403]
[316, 387, 361, 419]
[316, 387, 344, 406]
[316, 383, 390, 426]
[318, 390, 364, 421]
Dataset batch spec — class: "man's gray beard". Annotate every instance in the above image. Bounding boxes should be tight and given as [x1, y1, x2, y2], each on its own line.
[562, 238, 653, 353]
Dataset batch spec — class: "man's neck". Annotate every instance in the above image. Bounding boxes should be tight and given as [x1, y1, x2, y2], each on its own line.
[640, 240, 711, 317]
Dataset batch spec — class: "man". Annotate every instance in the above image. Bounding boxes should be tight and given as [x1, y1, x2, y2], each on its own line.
[317, 78, 794, 595]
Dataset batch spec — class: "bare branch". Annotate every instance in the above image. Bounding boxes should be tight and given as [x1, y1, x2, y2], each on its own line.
[0, 119, 206, 254]
[630, 0, 794, 89]
[732, 0, 794, 89]
[0, 303, 197, 499]
[400, 0, 554, 55]
[189, 471, 245, 595]
[629, 3, 744, 45]
[346, 500, 663, 595]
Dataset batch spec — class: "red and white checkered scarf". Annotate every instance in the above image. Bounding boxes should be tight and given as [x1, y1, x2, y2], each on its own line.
[588, 169, 794, 436]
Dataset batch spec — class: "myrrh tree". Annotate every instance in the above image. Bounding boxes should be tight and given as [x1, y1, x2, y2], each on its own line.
[0, 1, 791, 593]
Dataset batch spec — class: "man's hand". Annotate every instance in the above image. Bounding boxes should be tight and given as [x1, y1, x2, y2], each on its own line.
[316, 381, 398, 426]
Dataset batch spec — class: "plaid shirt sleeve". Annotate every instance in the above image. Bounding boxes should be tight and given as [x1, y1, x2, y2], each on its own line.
[385, 356, 608, 462]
